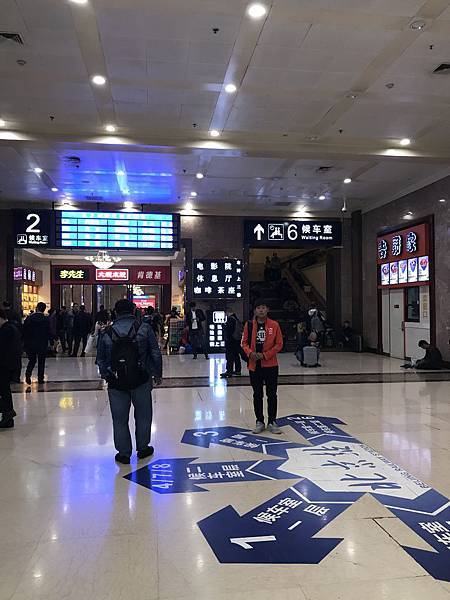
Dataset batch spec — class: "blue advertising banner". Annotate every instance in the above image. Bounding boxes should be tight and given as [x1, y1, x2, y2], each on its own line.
[125, 414, 450, 581]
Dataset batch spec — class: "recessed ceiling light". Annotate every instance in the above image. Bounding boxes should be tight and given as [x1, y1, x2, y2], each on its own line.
[403, 211, 414, 220]
[91, 74, 106, 86]
[116, 170, 125, 176]
[33, 167, 43, 174]
[184, 201, 193, 211]
[62, 199, 72, 206]
[209, 129, 220, 137]
[247, 3, 267, 18]
[319, 194, 326, 200]
[343, 177, 352, 184]
[439, 198, 446, 203]
[69, 0, 88, 3]
[224, 83, 237, 94]
[410, 19, 426, 30]
[51, 187, 58, 192]
[196, 172, 204, 179]
[306, 135, 319, 141]
[190, 191, 198, 197]
[0, 118, 5, 127]
[399, 137, 411, 146]
[105, 123, 116, 133]
[124, 201, 133, 209]
[346, 93, 358, 99]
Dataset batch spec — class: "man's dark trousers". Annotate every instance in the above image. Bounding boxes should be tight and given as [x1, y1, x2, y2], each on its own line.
[249, 364, 279, 423]
[225, 339, 241, 374]
[25, 352, 46, 382]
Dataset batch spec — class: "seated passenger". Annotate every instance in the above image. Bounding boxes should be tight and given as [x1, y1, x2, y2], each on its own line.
[401, 340, 443, 370]
[338, 320, 354, 348]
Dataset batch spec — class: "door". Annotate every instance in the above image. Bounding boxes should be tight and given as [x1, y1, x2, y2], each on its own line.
[389, 288, 405, 359]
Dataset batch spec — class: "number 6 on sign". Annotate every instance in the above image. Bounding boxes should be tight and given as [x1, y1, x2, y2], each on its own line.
[193, 431, 220, 438]
[287, 223, 298, 240]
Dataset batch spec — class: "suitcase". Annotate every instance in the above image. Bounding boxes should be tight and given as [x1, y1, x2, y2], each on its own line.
[303, 345, 319, 367]
[352, 334, 363, 353]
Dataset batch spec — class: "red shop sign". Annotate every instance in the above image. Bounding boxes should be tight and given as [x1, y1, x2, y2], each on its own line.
[129, 266, 170, 284]
[376, 223, 429, 264]
[96, 269, 129, 282]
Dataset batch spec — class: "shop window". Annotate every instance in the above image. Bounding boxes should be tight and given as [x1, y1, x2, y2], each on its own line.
[406, 287, 420, 323]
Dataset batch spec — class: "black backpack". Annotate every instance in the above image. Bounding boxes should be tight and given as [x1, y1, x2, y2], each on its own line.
[107, 321, 149, 391]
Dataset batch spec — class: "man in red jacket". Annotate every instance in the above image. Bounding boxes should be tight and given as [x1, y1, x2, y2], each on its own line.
[242, 300, 283, 434]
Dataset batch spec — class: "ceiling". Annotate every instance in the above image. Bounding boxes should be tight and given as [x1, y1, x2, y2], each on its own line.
[1, 0, 450, 216]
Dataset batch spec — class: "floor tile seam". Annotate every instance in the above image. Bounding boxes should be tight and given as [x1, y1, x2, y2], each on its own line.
[372, 515, 428, 555]
[4, 541, 41, 600]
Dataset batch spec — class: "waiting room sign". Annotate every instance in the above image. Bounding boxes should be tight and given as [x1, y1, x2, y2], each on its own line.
[244, 220, 342, 248]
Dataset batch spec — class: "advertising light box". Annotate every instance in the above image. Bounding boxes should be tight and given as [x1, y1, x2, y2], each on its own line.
[408, 258, 418, 282]
[380, 264, 390, 286]
[398, 260, 408, 284]
[418, 256, 429, 282]
[389, 262, 399, 285]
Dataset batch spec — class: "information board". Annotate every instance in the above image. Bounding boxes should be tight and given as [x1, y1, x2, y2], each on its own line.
[244, 220, 342, 248]
[193, 259, 242, 299]
[55, 211, 180, 250]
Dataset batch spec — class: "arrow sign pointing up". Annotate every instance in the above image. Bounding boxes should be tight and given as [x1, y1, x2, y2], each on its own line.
[125, 457, 299, 494]
[253, 224, 265, 241]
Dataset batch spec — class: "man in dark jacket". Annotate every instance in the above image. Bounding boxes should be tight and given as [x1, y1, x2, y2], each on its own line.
[71, 305, 93, 357]
[220, 308, 242, 378]
[416, 340, 443, 370]
[23, 302, 50, 385]
[0, 309, 21, 428]
[186, 301, 209, 360]
[97, 299, 163, 464]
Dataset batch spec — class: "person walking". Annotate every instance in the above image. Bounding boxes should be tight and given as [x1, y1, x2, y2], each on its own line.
[0, 309, 21, 429]
[220, 308, 243, 378]
[186, 301, 209, 360]
[57, 306, 69, 353]
[66, 304, 77, 355]
[71, 305, 93, 357]
[23, 302, 50, 385]
[96, 299, 163, 464]
[242, 300, 283, 434]
[95, 304, 109, 326]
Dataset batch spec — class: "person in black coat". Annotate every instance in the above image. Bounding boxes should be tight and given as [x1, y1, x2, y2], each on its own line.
[220, 309, 242, 378]
[185, 301, 209, 360]
[0, 309, 22, 428]
[71, 305, 93, 357]
[23, 302, 50, 385]
[2, 301, 23, 382]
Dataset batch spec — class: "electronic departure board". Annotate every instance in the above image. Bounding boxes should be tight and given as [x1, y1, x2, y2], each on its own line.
[55, 211, 180, 250]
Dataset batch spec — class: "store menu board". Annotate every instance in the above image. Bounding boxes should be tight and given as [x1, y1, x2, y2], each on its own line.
[380, 256, 430, 286]
[193, 259, 243, 299]
[55, 211, 180, 250]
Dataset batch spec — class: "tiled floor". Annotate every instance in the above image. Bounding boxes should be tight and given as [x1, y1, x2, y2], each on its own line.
[1, 354, 450, 599]
[21, 351, 415, 383]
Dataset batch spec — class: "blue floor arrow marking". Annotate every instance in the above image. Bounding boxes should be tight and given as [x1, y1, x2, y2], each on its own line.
[198, 479, 363, 564]
[181, 426, 307, 458]
[125, 457, 299, 494]
[276, 414, 361, 444]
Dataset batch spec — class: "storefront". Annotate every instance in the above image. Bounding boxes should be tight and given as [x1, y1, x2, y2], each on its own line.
[13, 266, 43, 315]
[377, 219, 434, 360]
[51, 265, 171, 315]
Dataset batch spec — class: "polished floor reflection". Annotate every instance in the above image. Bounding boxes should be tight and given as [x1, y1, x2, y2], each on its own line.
[1, 355, 450, 599]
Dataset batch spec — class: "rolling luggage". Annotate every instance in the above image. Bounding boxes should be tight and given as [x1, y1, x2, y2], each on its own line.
[303, 345, 319, 367]
[352, 334, 363, 353]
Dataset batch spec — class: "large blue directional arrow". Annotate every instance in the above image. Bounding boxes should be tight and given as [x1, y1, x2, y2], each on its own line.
[181, 426, 306, 458]
[125, 457, 299, 494]
[199, 479, 363, 563]
[277, 414, 361, 444]
[375, 488, 450, 582]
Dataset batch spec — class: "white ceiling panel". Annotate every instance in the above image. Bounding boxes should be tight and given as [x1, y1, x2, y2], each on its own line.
[147, 39, 189, 63]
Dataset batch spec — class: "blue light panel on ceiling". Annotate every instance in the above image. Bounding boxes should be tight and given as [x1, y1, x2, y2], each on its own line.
[56, 211, 178, 250]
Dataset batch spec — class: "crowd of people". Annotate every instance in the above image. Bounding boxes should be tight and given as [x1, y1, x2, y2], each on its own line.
[0, 296, 446, 461]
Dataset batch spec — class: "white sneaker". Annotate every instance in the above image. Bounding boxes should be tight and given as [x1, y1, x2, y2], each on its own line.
[268, 422, 282, 434]
[252, 421, 265, 434]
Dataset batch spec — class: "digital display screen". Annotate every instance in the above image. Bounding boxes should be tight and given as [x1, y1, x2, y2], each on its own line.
[55, 211, 179, 250]
[193, 259, 243, 299]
